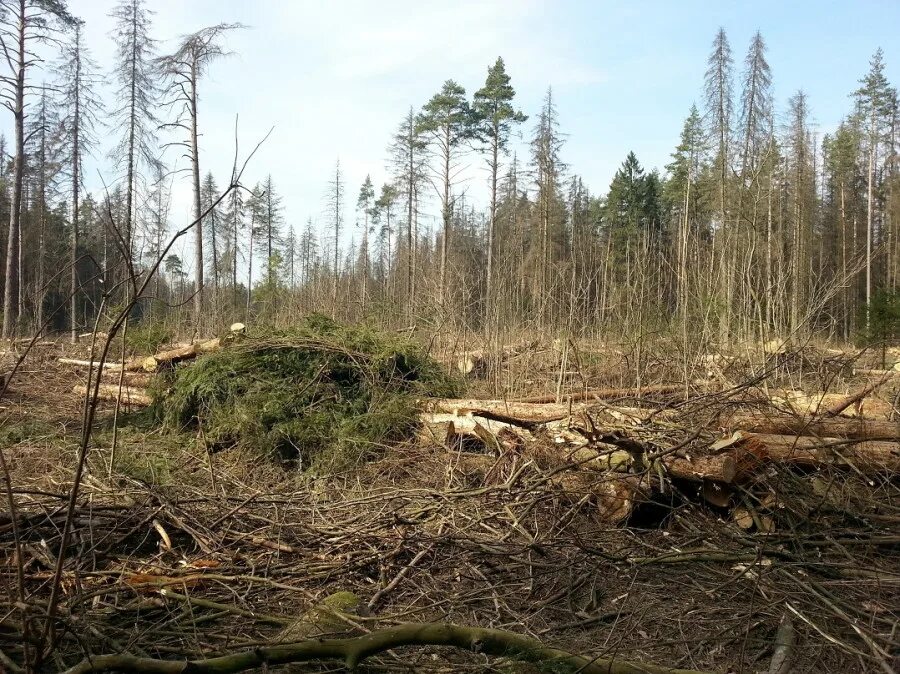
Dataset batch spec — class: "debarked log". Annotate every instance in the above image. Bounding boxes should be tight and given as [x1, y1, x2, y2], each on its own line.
[72, 383, 152, 407]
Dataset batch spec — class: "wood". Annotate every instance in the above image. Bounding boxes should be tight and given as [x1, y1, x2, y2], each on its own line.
[823, 371, 898, 417]
[425, 398, 583, 423]
[454, 339, 540, 376]
[724, 413, 900, 440]
[769, 390, 894, 419]
[421, 402, 899, 487]
[58, 358, 125, 370]
[72, 384, 151, 407]
[732, 432, 900, 473]
[512, 383, 693, 404]
[61, 622, 710, 674]
[141, 337, 222, 372]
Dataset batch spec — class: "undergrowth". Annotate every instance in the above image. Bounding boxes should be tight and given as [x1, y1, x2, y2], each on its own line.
[156, 314, 460, 473]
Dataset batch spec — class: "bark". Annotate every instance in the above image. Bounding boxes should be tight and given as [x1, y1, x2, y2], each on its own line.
[141, 336, 221, 371]
[61, 622, 709, 674]
[2, 0, 26, 338]
[190, 59, 203, 324]
[824, 370, 898, 417]
[726, 413, 900, 440]
[731, 432, 900, 474]
[513, 383, 692, 404]
[72, 383, 151, 407]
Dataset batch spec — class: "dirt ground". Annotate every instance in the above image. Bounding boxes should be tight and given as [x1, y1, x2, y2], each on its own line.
[1, 338, 898, 673]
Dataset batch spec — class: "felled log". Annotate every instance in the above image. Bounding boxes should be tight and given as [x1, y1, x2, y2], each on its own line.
[770, 390, 894, 419]
[730, 432, 900, 474]
[72, 384, 151, 406]
[59, 358, 125, 370]
[424, 398, 583, 424]
[141, 337, 222, 372]
[724, 413, 900, 440]
[513, 383, 693, 404]
[823, 370, 898, 417]
[455, 339, 540, 376]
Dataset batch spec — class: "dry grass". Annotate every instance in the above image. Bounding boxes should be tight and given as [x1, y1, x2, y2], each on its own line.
[0, 335, 898, 673]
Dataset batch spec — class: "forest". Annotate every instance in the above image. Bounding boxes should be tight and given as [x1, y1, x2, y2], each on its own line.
[0, 1, 899, 674]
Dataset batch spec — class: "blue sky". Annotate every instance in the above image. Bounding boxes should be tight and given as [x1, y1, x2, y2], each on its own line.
[15, 1, 900, 271]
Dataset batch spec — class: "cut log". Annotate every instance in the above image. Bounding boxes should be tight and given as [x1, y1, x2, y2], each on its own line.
[549, 471, 642, 524]
[513, 383, 694, 405]
[724, 413, 900, 440]
[769, 390, 894, 419]
[425, 398, 583, 423]
[823, 371, 898, 417]
[141, 337, 222, 372]
[454, 339, 540, 376]
[73, 384, 151, 407]
[59, 358, 125, 370]
[732, 432, 899, 473]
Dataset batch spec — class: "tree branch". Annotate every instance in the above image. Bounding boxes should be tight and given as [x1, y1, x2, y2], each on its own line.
[61, 622, 709, 674]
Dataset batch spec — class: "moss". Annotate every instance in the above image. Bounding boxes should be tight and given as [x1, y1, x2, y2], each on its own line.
[156, 315, 460, 472]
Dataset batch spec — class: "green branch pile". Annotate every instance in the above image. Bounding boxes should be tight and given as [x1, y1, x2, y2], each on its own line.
[156, 315, 459, 471]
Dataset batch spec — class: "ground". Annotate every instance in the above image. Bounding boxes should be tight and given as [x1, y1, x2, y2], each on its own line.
[0, 335, 898, 673]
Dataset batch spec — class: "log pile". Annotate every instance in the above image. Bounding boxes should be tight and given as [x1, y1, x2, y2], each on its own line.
[420, 378, 899, 521]
[59, 336, 899, 525]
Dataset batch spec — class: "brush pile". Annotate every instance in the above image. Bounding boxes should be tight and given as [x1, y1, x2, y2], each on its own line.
[155, 314, 459, 471]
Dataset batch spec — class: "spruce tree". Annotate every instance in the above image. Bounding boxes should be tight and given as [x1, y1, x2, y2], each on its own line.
[855, 48, 896, 325]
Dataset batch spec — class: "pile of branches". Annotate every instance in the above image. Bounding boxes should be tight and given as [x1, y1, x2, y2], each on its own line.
[18, 339, 898, 672]
[151, 315, 459, 471]
[2, 385, 898, 673]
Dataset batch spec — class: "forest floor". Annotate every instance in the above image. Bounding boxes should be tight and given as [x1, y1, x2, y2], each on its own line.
[1, 335, 899, 673]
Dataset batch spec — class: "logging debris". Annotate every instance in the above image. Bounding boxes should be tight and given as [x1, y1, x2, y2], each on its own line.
[156, 315, 459, 470]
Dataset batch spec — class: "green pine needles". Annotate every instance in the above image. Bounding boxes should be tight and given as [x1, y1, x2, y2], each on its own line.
[156, 315, 460, 473]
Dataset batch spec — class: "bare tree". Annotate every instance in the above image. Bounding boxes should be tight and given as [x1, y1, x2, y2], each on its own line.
[0, 0, 74, 338]
[157, 22, 242, 326]
[389, 106, 427, 317]
[326, 158, 344, 316]
[55, 18, 101, 342]
[109, 0, 158, 286]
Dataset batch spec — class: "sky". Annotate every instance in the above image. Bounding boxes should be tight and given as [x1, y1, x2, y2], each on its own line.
[10, 1, 900, 273]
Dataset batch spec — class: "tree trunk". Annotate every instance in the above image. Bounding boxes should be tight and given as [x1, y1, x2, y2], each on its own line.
[71, 34, 82, 344]
[1, 1, 25, 339]
[190, 61, 203, 326]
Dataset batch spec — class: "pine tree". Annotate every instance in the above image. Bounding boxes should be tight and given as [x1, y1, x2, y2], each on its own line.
[530, 87, 566, 312]
[473, 57, 526, 327]
[252, 175, 283, 287]
[666, 104, 706, 319]
[785, 90, 814, 333]
[325, 159, 344, 316]
[109, 0, 159, 281]
[223, 186, 244, 306]
[389, 107, 427, 315]
[199, 172, 222, 298]
[25, 84, 61, 333]
[736, 31, 772, 226]
[373, 182, 399, 291]
[417, 80, 474, 307]
[704, 27, 733, 229]
[143, 164, 170, 315]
